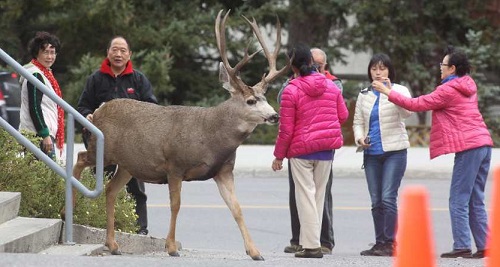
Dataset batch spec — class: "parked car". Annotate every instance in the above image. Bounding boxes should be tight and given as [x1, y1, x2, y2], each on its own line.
[0, 71, 21, 129]
[0, 87, 8, 122]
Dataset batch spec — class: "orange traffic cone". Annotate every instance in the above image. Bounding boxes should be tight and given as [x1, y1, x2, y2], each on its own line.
[487, 166, 500, 267]
[394, 185, 436, 267]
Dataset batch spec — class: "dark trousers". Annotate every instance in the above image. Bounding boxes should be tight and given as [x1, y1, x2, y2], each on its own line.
[125, 174, 148, 231]
[288, 160, 335, 249]
[83, 130, 148, 231]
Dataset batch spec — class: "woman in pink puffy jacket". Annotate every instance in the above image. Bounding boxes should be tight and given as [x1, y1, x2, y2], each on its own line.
[272, 43, 348, 258]
[373, 46, 493, 259]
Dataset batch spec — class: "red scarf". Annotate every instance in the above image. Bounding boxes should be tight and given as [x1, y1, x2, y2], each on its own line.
[31, 59, 65, 155]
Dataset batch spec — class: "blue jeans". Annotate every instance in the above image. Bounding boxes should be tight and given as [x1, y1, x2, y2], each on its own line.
[450, 146, 491, 250]
[364, 149, 407, 244]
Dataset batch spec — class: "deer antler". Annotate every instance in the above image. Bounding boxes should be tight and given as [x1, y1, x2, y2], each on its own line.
[215, 10, 260, 92]
[242, 14, 290, 93]
[215, 10, 290, 94]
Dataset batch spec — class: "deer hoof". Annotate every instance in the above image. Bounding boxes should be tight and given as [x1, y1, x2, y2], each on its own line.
[246, 250, 264, 261]
[168, 251, 180, 257]
[111, 249, 122, 255]
[251, 255, 264, 261]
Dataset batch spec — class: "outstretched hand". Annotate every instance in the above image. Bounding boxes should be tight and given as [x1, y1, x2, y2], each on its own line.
[372, 78, 392, 96]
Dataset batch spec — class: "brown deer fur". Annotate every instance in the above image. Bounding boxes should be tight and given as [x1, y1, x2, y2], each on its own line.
[72, 10, 290, 261]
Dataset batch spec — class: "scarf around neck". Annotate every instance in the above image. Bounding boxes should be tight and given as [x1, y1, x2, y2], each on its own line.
[441, 74, 458, 84]
[31, 59, 65, 155]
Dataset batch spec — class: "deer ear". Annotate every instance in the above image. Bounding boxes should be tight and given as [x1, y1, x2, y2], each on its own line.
[219, 62, 233, 92]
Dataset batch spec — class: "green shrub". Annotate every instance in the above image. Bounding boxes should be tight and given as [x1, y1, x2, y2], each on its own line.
[0, 129, 138, 233]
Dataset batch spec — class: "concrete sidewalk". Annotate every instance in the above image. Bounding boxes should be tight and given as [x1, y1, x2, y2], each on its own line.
[232, 145, 500, 179]
[68, 144, 500, 179]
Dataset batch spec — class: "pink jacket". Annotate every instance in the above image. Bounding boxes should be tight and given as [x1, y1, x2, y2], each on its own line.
[274, 72, 349, 159]
[388, 75, 493, 159]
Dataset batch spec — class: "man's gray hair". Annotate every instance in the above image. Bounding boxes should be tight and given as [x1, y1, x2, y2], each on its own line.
[310, 47, 327, 62]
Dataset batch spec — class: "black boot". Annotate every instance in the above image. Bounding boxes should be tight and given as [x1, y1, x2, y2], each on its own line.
[360, 243, 384, 256]
[295, 247, 323, 258]
[472, 249, 486, 259]
[440, 249, 472, 258]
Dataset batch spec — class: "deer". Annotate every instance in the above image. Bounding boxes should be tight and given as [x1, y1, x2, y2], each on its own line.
[72, 10, 290, 261]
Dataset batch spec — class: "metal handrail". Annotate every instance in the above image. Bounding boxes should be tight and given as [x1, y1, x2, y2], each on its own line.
[0, 48, 104, 244]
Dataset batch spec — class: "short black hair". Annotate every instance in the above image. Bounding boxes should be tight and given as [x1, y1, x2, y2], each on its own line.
[27, 31, 61, 59]
[288, 43, 314, 76]
[444, 45, 470, 77]
[367, 53, 395, 82]
[107, 36, 131, 51]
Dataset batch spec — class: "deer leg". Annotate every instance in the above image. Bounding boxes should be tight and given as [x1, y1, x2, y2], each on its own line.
[72, 151, 94, 204]
[105, 166, 133, 255]
[214, 167, 263, 261]
[165, 177, 182, 257]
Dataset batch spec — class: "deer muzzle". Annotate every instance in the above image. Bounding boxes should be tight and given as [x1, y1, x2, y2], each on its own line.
[266, 113, 279, 124]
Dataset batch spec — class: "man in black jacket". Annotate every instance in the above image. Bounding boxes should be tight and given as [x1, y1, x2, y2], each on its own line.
[77, 36, 157, 235]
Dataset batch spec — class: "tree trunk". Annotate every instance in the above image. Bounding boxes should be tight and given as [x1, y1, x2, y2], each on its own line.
[287, 0, 332, 48]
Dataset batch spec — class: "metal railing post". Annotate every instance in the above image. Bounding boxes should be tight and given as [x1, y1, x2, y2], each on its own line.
[0, 48, 104, 245]
[64, 114, 75, 244]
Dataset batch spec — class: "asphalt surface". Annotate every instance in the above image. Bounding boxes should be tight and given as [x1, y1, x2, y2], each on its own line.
[1, 145, 498, 267]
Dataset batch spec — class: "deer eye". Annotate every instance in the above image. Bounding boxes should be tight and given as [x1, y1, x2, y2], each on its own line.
[246, 99, 257, 105]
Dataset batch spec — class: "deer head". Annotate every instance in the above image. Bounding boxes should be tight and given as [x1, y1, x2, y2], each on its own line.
[215, 9, 290, 124]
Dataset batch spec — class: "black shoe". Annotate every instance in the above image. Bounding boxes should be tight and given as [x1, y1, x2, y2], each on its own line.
[373, 242, 394, 257]
[320, 246, 332, 255]
[472, 250, 486, 259]
[440, 249, 472, 258]
[360, 243, 384, 256]
[137, 228, 148, 235]
[295, 248, 323, 258]
[284, 244, 302, 253]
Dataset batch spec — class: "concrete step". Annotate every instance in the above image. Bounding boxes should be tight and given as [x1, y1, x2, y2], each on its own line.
[62, 223, 174, 254]
[0, 217, 62, 253]
[0, 192, 21, 224]
[39, 244, 106, 256]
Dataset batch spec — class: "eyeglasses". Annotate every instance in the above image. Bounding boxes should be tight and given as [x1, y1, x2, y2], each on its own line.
[439, 62, 449, 67]
[42, 50, 57, 56]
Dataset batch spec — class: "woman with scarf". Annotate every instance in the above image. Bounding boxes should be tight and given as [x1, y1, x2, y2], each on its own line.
[19, 31, 64, 160]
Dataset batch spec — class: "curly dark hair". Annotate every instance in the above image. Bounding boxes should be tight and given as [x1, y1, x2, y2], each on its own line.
[27, 31, 61, 59]
[444, 45, 470, 77]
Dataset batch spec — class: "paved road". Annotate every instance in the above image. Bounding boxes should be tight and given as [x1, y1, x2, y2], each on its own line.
[4, 144, 494, 266]
[0, 175, 490, 267]
[144, 176, 491, 265]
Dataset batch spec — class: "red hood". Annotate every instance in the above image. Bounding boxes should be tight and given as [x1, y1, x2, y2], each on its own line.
[447, 75, 477, 97]
[100, 58, 134, 77]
